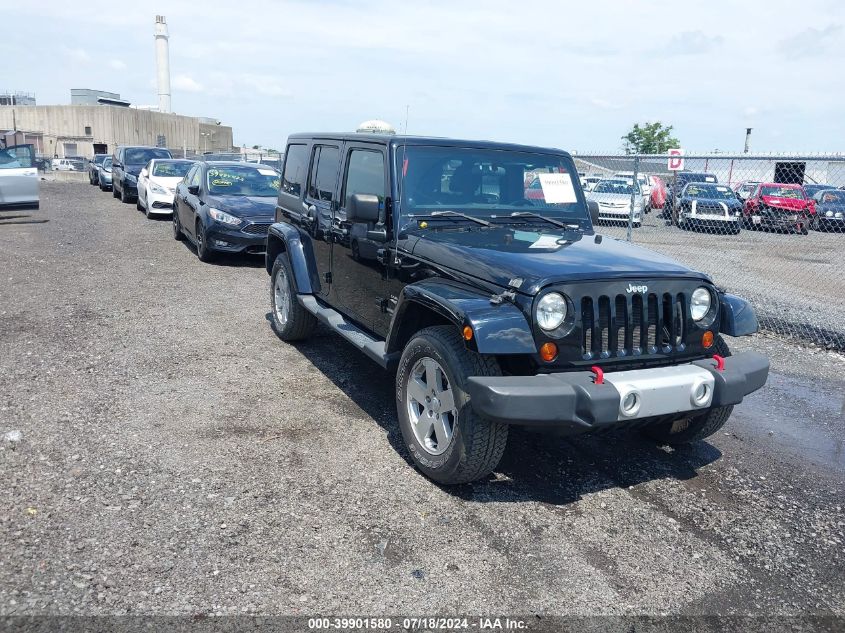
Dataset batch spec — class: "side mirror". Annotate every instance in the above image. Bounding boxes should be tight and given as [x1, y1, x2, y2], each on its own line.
[587, 200, 600, 226]
[348, 193, 380, 223]
[140, 169, 148, 178]
[188, 184, 200, 195]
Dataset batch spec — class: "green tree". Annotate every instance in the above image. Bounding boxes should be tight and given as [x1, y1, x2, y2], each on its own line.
[621, 122, 680, 154]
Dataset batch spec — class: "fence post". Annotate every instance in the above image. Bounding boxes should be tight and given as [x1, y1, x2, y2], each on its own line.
[627, 155, 639, 242]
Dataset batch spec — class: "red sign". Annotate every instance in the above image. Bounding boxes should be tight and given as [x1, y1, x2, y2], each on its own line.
[667, 148, 685, 171]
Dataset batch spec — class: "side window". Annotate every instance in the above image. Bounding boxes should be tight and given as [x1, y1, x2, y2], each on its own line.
[282, 143, 308, 196]
[343, 149, 385, 210]
[308, 145, 340, 203]
[0, 145, 33, 169]
[184, 165, 198, 184]
[190, 166, 202, 188]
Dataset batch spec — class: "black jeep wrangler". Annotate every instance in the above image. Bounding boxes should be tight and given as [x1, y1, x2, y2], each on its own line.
[266, 134, 769, 485]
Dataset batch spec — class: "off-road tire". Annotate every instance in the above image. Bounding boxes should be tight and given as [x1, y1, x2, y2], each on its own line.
[269, 254, 316, 341]
[396, 325, 508, 485]
[644, 335, 734, 445]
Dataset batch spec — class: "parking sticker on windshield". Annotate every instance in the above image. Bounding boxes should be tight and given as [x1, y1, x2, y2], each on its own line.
[538, 173, 577, 204]
[257, 169, 277, 176]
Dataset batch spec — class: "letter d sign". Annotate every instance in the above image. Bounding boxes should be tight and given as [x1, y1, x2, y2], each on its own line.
[668, 148, 685, 171]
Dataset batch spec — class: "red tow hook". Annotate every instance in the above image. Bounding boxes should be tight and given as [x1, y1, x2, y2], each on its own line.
[713, 354, 725, 371]
[590, 365, 605, 385]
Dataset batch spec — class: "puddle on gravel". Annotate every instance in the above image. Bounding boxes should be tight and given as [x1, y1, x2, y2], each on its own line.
[734, 369, 845, 471]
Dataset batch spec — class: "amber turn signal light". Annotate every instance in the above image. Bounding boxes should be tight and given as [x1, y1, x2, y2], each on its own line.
[539, 342, 558, 362]
[462, 325, 474, 341]
[702, 330, 714, 348]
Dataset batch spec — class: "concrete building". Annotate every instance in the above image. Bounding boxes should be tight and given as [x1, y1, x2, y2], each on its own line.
[70, 89, 130, 107]
[0, 91, 36, 106]
[0, 104, 233, 158]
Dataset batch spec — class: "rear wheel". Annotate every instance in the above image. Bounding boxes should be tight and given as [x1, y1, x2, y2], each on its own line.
[396, 326, 508, 485]
[269, 254, 316, 341]
[644, 335, 733, 445]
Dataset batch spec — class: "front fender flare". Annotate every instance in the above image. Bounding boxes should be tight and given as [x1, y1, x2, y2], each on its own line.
[387, 279, 536, 355]
[719, 292, 759, 336]
[266, 223, 320, 294]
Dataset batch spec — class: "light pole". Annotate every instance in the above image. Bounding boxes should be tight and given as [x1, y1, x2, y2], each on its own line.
[200, 131, 215, 152]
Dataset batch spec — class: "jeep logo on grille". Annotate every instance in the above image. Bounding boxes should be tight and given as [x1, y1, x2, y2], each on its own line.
[626, 283, 648, 294]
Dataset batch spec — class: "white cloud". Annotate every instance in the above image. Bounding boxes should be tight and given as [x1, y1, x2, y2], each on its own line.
[662, 31, 724, 56]
[64, 47, 90, 63]
[778, 24, 842, 58]
[172, 74, 204, 93]
[108, 59, 126, 70]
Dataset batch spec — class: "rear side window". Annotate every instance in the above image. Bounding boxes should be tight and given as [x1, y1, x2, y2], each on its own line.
[307, 146, 340, 203]
[282, 144, 308, 196]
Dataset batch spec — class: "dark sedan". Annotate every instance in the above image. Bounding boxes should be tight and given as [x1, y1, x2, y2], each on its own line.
[812, 189, 845, 232]
[88, 154, 108, 185]
[677, 182, 743, 235]
[172, 162, 280, 262]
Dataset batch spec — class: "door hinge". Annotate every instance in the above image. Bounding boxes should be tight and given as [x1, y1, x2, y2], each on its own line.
[324, 272, 332, 284]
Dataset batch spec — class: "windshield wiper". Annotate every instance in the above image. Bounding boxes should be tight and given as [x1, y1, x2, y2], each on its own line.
[410, 210, 490, 227]
[507, 211, 580, 229]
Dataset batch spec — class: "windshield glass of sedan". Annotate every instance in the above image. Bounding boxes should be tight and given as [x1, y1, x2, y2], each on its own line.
[125, 148, 171, 164]
[685, 184, 736, 200]
[153, 161, 194, 178]
[398, 146, 587, 223]
[819, 191, 845, 204]
[206, 166, 280, 196]
[761, 186, 804, 199]
[102, 157, 112, 170]
[593, 180, 635, 195]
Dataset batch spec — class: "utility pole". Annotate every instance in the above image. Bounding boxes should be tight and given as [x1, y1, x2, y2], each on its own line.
[744, 128, 752, 154]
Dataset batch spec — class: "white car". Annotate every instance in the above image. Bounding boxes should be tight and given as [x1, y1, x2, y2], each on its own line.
[615, 171, 650, 199]
[52, 158, 84, 171]
[136, 159, 196, 217]
[582, 176, 603, 191]
[587, 178, 643, 227]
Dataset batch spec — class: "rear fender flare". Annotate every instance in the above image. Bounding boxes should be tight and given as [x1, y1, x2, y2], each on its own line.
[266, 223, 320, 294]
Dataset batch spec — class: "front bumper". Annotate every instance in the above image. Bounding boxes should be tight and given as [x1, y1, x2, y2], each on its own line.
[467, 352, 769, 433]
[146, 189, 176, 214]
[206, 222, 271, 254]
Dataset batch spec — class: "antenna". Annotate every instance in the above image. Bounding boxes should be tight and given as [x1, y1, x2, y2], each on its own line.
[403, 104, 410, 135]
[397, 105, 410, 231]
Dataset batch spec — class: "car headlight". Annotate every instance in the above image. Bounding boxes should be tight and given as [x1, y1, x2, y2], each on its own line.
[536, 292, 568, 331]
[690, 287, 712, 322]
[825, 210, 834, 217]
[125, 174, 137, 184]
[149, 182, 168, 195]
[836, 212, 844, 219]
[208, 208, 242, 226]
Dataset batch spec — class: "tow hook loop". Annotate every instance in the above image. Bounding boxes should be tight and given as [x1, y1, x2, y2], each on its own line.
[591, 365, 605, 385]
[713, 354, 725, 371]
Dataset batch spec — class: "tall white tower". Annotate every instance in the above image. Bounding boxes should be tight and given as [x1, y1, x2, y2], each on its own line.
[154, 15, 171, 113]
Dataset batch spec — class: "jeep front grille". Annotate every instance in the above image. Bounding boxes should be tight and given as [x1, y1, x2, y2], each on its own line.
[581, 293, 685, 360]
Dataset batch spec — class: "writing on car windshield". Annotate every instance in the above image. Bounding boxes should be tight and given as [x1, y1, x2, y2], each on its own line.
[686, 184, 736, 199]
[207, 166, 280, 196]
[761, 186, 803, 199]
[153, 161, 194, 178]
[592, 180, 635, 195]
[399, 146, 586, 224]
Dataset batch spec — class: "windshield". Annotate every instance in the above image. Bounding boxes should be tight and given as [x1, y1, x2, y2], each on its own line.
[93, 155, 107, 165]
[761, 185, 804, 199]
[804, 185, 833, 195]
[126, 148, 171, 164]
[593, 180, 635, 195]
[206, 165, 280, 196]
[153, 161, 194, 178]
[684, 184, 736, 200]
[819, 191, 845, 204]
[398, 146, 587, 224]
[102, 157, 112, 169]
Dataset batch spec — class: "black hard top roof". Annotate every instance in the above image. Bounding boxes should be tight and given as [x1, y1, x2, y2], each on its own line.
[286, 133, 571, 157]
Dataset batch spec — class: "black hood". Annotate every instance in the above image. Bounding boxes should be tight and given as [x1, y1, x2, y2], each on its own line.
[680, 195, 743, 208]
[205, 194, 276, 219]
[408, 227, 704, 294]
[125, 164, 146, 176]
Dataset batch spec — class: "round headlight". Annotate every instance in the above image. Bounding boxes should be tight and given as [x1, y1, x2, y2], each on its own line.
[691, 287, 712, 322]
[536, 293, 567, 331]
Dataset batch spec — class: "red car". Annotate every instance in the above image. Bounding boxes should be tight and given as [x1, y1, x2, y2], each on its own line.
[649, 175, 667, 210]
[743, 183, 814, 234]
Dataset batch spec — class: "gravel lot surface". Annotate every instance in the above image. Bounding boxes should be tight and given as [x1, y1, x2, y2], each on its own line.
[1, 182, 844, 619]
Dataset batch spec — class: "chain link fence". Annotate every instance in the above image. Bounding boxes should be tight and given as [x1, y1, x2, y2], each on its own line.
[574, 153, 845, 350]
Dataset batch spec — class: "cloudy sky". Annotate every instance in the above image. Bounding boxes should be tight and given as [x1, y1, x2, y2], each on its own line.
[3, 0, 843, 152]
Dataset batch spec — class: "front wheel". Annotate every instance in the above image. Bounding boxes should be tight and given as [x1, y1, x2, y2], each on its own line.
[269, 254, 316, 341]
[172, 209, 184, 240]
[396, 326, 508, 485]
[120, 182, 131, 203]
[644, 335, 734, 445]
[195, 221, 215, 262]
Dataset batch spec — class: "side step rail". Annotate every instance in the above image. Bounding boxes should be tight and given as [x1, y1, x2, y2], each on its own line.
[298, 295, 398, 369]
